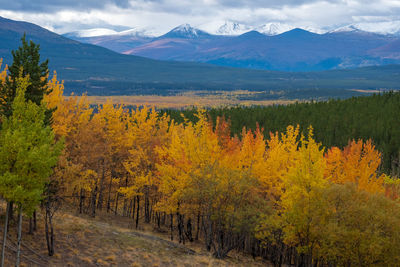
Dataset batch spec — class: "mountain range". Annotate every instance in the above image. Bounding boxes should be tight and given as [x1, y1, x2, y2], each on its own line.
[0, 16, 400, 99]
[65, 22, 400, 71]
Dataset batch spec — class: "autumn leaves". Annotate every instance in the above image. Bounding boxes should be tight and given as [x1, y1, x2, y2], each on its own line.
[42, 76, 400, 264]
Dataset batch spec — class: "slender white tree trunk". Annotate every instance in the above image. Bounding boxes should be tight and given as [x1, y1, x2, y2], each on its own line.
[15, 206, 22, 267]
[1, 202, 10, 267]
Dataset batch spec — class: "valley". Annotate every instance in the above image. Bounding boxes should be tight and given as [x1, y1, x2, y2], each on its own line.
[1, 16, 399, 100]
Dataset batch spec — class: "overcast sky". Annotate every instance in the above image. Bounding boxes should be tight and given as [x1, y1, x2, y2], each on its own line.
[0, 0, 400, 34]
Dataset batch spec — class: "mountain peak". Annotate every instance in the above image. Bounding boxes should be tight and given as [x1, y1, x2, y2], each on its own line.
[238, 30, 266, 39]
[197, 20, 251, 36]
[330, 25, 361, 33]
[256, 22, 295, 35]
[277, 28, 318, 37]
[164, 24, 209, 38]
[174, 23, 193, 31]
[215, 21, 251, 35]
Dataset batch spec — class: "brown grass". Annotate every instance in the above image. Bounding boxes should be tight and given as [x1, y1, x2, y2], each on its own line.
[70, 90, 300, 108]
[0, 203, 269, 267]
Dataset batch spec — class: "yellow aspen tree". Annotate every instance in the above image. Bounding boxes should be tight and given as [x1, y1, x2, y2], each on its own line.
[257, 125, 300, 202]
[0, 60, 8, 118]
[122, 106, 171, 225]
[279, 127, 328, 265]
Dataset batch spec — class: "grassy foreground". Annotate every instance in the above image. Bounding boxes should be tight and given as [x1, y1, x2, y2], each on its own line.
[1, 206, 268, 267]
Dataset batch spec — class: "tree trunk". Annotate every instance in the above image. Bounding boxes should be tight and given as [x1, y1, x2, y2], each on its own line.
[156, 212, 161, 230]
[170, 214, 173, 241]
[106, 173, 113, 213]
[185, 218, 194, 242]
[91, 185, 98, 217]
[97, 165, 106, 211]
[177, 213, 184, 244]
[45, 199, 55, 256]
[176, 203, 184, 244]
[15, 206, 23, 267]
[8, 202, 13, 227]
[162, 213, 166, 226]
[195, 212, 200, 241]
[144, 187, 150, 223]
[114, 192, 119, 216]
[33, 211, 36, 232]
[132, 197, 136, 220]
[135, 195, 139, 229]
[79, 189, 84, 214]
[28, 218, 33, 235]
[205, 216, 213, 252]
[1, 202, 10, 267]
[123, 199, 127, 217]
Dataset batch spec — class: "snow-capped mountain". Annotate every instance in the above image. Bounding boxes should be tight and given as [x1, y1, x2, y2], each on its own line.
[61, 20, 400, 72]
[64, 20, 400, 41]
[351, 21, 400, 35]
[64, 27, 159, 38]
[198, 20, 251, 35]
[329, 25, 363, 33]
[329, 21, 400, 35]
[256, 23, 295, 36]
[162, 24, 210, 38]
[66, 28, 119, 38]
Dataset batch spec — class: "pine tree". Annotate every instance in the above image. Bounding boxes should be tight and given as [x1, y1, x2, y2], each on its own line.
[0, 76, 62, 267]
[0, 34, 49, 118]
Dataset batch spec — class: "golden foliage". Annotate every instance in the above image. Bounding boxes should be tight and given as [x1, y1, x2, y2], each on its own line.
[325, 139, 385, 193]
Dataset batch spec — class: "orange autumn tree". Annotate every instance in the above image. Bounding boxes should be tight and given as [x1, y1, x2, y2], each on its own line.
[325, 139, 385, 193]
[156, 111, 266, 257]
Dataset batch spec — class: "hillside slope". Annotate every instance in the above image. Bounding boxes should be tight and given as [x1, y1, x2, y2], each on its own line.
[2, 208, 268, 267]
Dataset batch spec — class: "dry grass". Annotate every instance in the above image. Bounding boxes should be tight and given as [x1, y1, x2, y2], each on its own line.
[72, 90, 300, 108]
[0, 205, 269, 267]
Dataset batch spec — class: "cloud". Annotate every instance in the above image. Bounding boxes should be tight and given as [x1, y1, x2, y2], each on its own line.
[3, 0, 131, 12]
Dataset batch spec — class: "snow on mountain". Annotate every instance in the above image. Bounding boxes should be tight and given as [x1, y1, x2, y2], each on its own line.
[256, 22, 295, 35]
[64, 20, 400, 40]
[65, 27, 159, 38]
[353, 21, 400, 35]
[69, 28, 118, 37]
[163, 24, 209, 38]
[198, 20, 251, 35]
[116, 27, 159, 37]
[330, 21, 400, 35]
[329, 25, 361, 33]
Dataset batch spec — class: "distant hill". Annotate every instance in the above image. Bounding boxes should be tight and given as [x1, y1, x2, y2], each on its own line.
[1, 16, 400, 99]
[67, 23, 400, 72]
[65, 24, 400, 71]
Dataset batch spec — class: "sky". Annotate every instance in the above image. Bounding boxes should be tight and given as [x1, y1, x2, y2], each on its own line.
[0, 0, 400, 35]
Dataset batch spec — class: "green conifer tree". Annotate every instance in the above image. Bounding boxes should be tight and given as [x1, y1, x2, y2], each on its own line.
[0, 34, 49, 118]
[0, 76, 62, 267]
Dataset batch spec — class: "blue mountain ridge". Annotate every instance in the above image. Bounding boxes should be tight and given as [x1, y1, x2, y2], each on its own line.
[69, 24, 400, 72]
